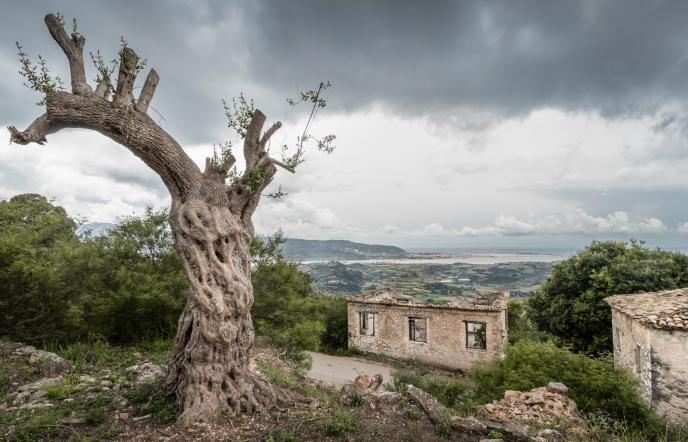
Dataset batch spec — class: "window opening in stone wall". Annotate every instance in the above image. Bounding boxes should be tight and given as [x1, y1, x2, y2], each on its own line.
[359, 312, 375, 336]
[466, 321, 487, 349]
[408, 317, 427, 342]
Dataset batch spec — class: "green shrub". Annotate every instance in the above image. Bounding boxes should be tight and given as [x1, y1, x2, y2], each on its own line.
[322, 408, 357, 437]
[392, 369, 477, 415]
[470, 340, 656, 434]
[266, 430, 300, 442]
[44, 383, 81, 399]
[256, 360, 299, 389]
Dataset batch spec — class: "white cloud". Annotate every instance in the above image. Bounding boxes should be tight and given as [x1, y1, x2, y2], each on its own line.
[367, 209, 668, 240]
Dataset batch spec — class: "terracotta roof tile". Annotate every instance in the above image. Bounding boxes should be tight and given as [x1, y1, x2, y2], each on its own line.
[605, 288, 688, 331]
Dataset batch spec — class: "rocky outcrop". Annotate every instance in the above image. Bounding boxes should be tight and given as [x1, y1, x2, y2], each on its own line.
[405, 384, 529, 441]
[125, 362, 166, 385]
[480, 383, 584, 427]
[4, 342, 73, 377]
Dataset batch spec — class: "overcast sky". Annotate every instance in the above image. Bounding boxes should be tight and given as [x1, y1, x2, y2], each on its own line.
[3, 0, 688, 250]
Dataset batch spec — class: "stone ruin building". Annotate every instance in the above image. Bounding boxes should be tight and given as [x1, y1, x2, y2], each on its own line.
[347, 287, 509, 370]
[605, 288, 688, 423]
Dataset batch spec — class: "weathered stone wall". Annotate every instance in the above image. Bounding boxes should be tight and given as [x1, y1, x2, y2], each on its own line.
[611, 309, 688, 423]
[648, 327, 688, 422]
[347, 301, 507, 370]
[611, 310, 653, 401]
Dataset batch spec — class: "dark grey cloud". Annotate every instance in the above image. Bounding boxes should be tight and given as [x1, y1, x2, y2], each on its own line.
[246, 0, 688, 119]
[3, 0, 688, 146]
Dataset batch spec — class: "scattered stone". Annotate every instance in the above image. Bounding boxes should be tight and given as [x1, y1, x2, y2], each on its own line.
[100, 379, 113, 388]
[61, 416, 87, 425]
[63, 398, 75, 403]
[118, 412, 129, 421]
[14, 345, 73, 377]
[79, 374, 96, 383]
[480, 385, 583, 427]
[546, 382, 568, 395]
[353, 373, 383, 393]
[450, 415, 487, 434]
[125, 362, 166, 385]
[13, 391, 31, 406]
[566, 426, 589, 438]
[132, 413, 151, 421]
[483, 420, 530, 441]
[132, 351, 143, 360]
[19, 402, 54, 410]
[405, 384, 450, 424]
[17, 376, 63, 393]
[536, 428, 564, 441]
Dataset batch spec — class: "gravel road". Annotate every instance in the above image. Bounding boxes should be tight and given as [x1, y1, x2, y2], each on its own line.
[305, 351, 394, 387]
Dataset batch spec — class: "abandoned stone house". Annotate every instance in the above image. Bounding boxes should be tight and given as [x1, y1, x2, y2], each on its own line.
[346, 288, 509, 370]
[605, 288, 688, 423]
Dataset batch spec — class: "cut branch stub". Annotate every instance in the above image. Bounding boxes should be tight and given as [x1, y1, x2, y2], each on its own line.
[243, 110, 266, 170]
[44, 14, 92, 96]
[113, 47, 139, 107]
[135, 69, 159, 113]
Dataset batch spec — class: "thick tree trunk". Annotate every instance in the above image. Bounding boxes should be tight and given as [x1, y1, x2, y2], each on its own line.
[164, 198, 275, 424]
[10, 14, 293, 426]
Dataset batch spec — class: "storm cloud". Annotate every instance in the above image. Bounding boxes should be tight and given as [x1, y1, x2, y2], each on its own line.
[2, 1, 688, 248]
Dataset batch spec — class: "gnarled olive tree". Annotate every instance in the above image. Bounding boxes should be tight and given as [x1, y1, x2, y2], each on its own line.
[9, 14, 309, 425]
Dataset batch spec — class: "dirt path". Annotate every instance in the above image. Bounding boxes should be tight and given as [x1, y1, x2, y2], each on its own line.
[305, 351, 395, 387]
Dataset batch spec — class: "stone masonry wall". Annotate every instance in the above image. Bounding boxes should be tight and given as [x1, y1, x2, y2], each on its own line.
[648, 327, 688, 423]
[347, 301, 507, 371]
[611, 309, 688, 423]
[611, 310, 653, 402]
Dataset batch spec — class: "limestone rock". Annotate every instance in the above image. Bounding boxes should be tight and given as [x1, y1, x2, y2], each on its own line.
[536, 428, 564, 441]
[480, 385, 583, 427]
[79, 374, 96, 384]
[405, 384, 450, 424]
[14, 345, 73, 377]
[125, 362, 166, 385]
[546, 382, 568, 395]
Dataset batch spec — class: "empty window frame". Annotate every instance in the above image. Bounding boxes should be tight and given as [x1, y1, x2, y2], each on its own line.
[466, 321, 487, 349]
[359, 312, 375, 336]
[408, 317, 427, 342]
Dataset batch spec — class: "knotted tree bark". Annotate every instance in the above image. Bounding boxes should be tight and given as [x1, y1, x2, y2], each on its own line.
[9, 14, 295, 425]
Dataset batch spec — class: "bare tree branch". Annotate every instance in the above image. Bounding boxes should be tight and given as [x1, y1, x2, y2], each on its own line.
[44, 14, 92, 95]
[9, 91, 201, 199]
[259, 121, 282, 150]
[243, 110, 266, 170]
[94, 81, 109, 98]
[270, 157, 295, 173]
[135, 69, 159, 113]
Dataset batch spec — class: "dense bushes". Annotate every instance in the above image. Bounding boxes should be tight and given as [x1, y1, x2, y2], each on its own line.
[471, 341, 653, 428]
[0, 195, 187, 344]
[395, 340, 672, 439]
[528, 240, 688, 354]
[251, 233, 350, 360]
[0, 194, 349, 357]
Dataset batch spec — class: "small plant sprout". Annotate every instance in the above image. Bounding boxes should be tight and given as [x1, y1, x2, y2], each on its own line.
[223, 93, 255, 139]
[16, 42, 64, 105]
[281, 81, 337, 169]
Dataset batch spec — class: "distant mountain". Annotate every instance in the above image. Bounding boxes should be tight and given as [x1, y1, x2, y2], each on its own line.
[281, 238, 406, 261]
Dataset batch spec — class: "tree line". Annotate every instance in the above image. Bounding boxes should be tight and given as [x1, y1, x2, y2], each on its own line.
[0, 193, 347, 357]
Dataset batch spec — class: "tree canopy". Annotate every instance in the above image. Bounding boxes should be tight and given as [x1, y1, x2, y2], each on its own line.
[527, 240, 688, 354]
